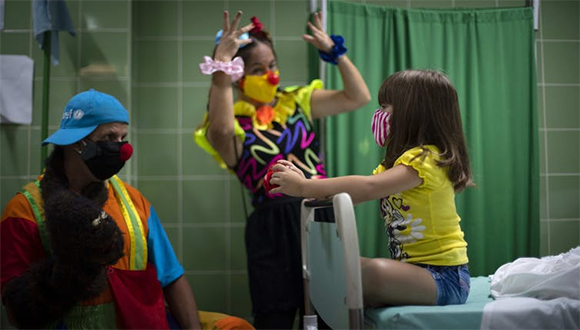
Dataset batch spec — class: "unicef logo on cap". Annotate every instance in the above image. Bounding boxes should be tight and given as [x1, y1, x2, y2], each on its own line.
[62, 109, 85, 120]
[73, 109, 84, 120]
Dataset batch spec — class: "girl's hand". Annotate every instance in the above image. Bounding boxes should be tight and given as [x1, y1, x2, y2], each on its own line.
[269, 160, 307, 196]
[272, 160, 306, 178]
[302, 11, 334, 53]
[214, 11, 254, 62]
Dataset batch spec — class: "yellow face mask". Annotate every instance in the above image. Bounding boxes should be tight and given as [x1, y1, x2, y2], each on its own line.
[240, 70, 280, 103]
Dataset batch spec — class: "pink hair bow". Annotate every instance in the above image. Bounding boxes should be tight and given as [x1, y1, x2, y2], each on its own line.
[199, 56, 244, 82]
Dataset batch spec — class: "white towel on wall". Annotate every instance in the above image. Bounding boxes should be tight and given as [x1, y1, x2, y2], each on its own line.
[0, 55, 34, 125]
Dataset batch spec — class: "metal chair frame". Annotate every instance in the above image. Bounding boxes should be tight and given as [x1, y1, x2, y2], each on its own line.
[301, 193, 364, 330]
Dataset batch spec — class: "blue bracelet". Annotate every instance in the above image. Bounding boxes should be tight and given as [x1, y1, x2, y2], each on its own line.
[319, 35, 347, 65]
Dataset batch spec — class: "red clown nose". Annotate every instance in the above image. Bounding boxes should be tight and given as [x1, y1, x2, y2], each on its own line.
[119, 143, 133, 162]
[267, 71, 279, 85]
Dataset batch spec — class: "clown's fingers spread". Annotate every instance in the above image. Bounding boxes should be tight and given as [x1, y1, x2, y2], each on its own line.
[310, 11, 324, 31]
[223, 10, 243, 33]
[239, 23, 254, 36]
[227, 11, 254, 42]
[216, 11, 253, 59]
[303, 22, 333, 52]
[229, 10, 243, 29]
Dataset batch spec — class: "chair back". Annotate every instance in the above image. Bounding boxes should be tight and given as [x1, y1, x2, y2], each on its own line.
[301, 193, 364, 330]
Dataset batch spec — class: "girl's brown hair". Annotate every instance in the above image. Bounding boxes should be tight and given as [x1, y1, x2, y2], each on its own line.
[379, 70, 473, 192]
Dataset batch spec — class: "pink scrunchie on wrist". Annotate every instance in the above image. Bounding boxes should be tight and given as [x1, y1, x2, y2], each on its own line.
[199, 56, 244, 82]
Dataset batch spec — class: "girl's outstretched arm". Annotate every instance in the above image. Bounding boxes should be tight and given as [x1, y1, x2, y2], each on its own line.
[269, 161, 423, 204]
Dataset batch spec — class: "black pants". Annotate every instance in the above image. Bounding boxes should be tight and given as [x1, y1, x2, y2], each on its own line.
[246, 198, 335, 330]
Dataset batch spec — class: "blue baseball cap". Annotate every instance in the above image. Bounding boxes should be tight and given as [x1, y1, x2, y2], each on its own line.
[42, 89, 129, 146]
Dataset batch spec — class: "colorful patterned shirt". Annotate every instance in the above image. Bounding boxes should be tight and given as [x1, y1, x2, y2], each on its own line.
[195, 80, 327, 206]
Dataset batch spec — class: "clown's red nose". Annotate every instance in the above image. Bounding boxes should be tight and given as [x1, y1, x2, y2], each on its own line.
[120, 143, 133, 162]
[268, 72, 279, 85]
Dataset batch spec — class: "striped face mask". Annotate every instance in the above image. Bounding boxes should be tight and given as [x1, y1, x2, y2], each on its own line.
[371, 108, 392, 147]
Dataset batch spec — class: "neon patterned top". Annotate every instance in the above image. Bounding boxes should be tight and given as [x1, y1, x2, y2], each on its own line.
[195, 80, 327, 206]
[372, 145, 468, 266]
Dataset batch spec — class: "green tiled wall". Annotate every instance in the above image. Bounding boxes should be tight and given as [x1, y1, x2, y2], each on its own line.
[535, 0, 580, 258]
[1, 0, 579, 327]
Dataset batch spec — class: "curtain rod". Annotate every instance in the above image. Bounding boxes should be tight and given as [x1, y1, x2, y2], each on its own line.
[526, 0, 539, 30]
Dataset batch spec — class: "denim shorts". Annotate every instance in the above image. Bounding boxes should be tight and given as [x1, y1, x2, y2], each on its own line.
[417, 264, 470, 306]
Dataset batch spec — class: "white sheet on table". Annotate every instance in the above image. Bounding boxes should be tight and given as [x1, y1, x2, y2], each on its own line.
[480, 297, 580, 330]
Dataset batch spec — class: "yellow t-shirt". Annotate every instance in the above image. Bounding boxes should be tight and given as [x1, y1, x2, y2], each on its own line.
[374, 145, 468, 265]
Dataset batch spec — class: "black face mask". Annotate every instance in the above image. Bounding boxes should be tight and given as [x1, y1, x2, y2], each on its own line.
[81, 140, 132, 181]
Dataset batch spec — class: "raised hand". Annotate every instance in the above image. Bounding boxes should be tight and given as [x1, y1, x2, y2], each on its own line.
[214, 11, 254, 62]
[302, 11, 334, 53]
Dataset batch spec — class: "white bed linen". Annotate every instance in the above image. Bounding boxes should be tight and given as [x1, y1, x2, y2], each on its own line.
[480, 296, 580, 330]
[482, 247, 580, 329]
[490, 246, 580, 300]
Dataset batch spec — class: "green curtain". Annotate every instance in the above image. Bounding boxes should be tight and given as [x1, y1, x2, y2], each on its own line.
[321, 1, 539, 276]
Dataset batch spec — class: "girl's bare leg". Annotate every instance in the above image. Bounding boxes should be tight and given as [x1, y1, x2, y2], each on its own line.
[360, 257, 437, 308]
